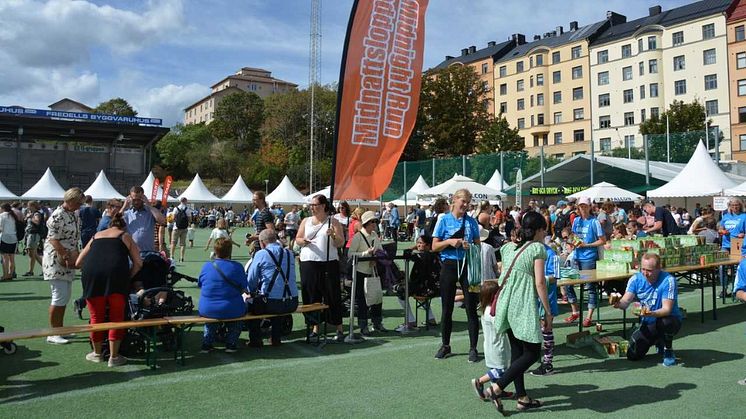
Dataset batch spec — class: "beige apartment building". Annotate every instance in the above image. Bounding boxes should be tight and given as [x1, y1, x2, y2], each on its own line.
[184, 67, 297, 125]
[728, 0, 746, 160]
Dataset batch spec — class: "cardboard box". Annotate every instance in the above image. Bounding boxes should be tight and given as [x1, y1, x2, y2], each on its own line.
[731, 238, 743, 257]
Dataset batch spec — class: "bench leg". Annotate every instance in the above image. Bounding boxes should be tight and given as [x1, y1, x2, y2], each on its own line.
[146, 327, 158, 370]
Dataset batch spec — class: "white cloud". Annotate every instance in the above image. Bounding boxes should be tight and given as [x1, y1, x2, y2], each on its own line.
[130, 83, 210, 127]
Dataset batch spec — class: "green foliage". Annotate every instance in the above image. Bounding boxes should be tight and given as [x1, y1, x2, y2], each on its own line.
[209, 91, 264, 152]
[94, 98, 137, 116]
[475, 113, 524, 154]
[639, 100, 709, 135]
[155, 123, 212, 179]
[605, 147, 646, 159]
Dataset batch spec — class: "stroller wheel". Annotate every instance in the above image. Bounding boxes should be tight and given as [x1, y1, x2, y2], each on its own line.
[3, 342, 18, 355]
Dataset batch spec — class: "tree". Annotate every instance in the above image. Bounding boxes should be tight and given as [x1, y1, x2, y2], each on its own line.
[639, 100, 712, 162]
[210, 91, 264, 151]
[606, 147, 645, 159]
[94, 98, 137, 116]
[474, 113, 524, 154]
[155, 123, 212, 178]
[414, 65, 491, 157]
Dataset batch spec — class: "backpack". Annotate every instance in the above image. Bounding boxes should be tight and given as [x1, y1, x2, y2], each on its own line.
[15, 217, 26, 242]
[553, 210, 571, 237]
[175, 207, 189, 229]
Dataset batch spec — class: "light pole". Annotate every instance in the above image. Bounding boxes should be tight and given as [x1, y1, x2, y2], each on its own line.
[264, 179, 269, 195]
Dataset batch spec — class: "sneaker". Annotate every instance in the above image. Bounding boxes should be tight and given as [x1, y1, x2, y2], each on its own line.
[108, 355, 128, 367]
[22, 271, 34, 277]
[373, 323, 388, 333]
[581, 317, 593, 328]
[200, 344, 215, 353]
[46, 335, 69, 345]
[471, 378, 486, 400]
[738, 377, 746, 386]
[360, 327, 371, 337]
[85, 352, 103, 363]
[225, 344, 238, 353]
[434, 345, 451, 359]
[531, 363, 555, 376]
[395, 322, 416, 332]
[662, 349, 676, 367]
[468, 348, 479, 363]
[334, 331, 346, 343]
[422, 319, 438, 327]
[564, 313, 580, 324]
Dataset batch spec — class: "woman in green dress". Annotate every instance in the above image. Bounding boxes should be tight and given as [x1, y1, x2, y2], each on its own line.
[485, 211, 553, 414]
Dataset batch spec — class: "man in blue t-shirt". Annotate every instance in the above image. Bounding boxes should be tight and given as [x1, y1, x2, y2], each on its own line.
[716, 199, 746, 297]
[79, 195, 101, 247]
[613, 253, 682, 366]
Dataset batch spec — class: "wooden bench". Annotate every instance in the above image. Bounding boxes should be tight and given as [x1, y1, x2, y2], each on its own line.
[0, 303, 329, 369]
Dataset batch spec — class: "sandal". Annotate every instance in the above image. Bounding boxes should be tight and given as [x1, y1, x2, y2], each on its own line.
[516, 397, 543, 411]
[484, 386, 506, 416]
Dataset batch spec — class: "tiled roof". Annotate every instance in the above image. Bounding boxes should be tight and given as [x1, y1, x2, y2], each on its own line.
[432, 40, 514, 70]
[495, 20, 608, 64]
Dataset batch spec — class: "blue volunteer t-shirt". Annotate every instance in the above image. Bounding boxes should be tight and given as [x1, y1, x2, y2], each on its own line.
[572, 216, 604, 262]
[433, 212, 480, 262]
[541, 244, 560, 316]
[625, 271, 681, 325]
[719, 212, 746, 250]
[735, 258, 746, 296]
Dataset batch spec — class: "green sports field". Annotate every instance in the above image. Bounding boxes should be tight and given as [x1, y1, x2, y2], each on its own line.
[1, 227, 745, 417]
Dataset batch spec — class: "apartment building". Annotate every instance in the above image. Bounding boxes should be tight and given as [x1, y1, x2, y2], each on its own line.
[728, 0, 746, 160]
[590, 1, 732, 156]
[184, 67, 297, 125]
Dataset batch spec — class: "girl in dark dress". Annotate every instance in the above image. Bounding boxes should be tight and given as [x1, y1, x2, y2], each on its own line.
[76, 213, 142, 367]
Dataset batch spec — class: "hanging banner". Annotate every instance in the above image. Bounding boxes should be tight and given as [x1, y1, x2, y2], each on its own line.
[332, 0, 429, 200]
[515, 169, 522, 209]
[161, 176, 173, 207]
[151, 178, 160, 202]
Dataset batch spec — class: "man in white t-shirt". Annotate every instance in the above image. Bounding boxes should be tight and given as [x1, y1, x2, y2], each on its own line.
[284, 206, 300, 249]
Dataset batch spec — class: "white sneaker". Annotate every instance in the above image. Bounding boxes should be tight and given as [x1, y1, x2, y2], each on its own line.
[108, 355, 128, 367]
[85, 352, 103, 363]
[46, 335, 69, 345]
[738, 377, 746, 386]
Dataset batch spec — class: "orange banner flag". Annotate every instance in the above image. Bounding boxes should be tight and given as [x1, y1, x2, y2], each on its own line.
[333, 0, 429, 200]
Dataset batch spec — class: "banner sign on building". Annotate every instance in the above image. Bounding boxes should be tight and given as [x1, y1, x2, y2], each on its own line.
[0, 106, 162, 126]
[530, 186, 589, 195]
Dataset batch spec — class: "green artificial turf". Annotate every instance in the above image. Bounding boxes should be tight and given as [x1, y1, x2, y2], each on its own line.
[1, 227, 745, 417]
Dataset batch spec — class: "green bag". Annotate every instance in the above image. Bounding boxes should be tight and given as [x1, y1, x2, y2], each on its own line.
[466, 244, 482, 287]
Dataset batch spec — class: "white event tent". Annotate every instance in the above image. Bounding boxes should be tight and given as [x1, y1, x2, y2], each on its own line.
[567, 181, 642, 203]
[141, 172, 177, 203]
[390, 175, 430, 206]
[266, 176, 306, 205]
[84, 170, 125, 200]
[418, 174, 506, 203]
[0, 180, 18, 200]
[485, 169, 509, 192]
[221, 175, 254, 203]
[177, 173, 221, 203]
[647, 141, 736, 198]
[307, 185, 381, 207]
[21, 168, 66, 200]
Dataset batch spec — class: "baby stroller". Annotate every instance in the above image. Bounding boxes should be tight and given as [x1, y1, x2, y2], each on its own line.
[0, 326, 18, 355]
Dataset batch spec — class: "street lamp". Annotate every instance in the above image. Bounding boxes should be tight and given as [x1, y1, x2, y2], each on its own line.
[264, 179, 269, 194]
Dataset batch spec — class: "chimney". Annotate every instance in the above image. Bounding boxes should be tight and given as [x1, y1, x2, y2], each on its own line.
[469, 45, 477, 54]
[649, 5, 662, 16]
[543, 32, 551, 39]
[533, 34, 541, 41]
[569, 21, 578, 31]
[461, 48, 469, 56]
[556, 26, 564, 35]
[445, 55, 454, 61]
[517, 34, 526, 45]
[551, 30, 557, 37]
[488, 41, 496, 47]
[606, 11, 627, 25]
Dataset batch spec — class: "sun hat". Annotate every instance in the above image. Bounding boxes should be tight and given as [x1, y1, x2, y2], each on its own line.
[361, 210, 379, 225]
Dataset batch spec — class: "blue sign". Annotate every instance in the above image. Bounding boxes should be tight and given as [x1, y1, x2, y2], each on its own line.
[0, 106, 162, 126]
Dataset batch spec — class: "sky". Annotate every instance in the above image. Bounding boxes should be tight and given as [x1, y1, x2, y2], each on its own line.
[0, 0, 699, 127]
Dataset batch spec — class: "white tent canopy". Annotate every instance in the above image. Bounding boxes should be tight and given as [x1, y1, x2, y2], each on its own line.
[222, 175, 254, 203]
[391, 175, 431, 206]
[485, 169, 509, 191]
[141, 172, 177, 203]
[0, 180, 18, 200]
[266, 175, 306, 205]
[647, 141, 736, 198]
[84, 171, 125, 200]
[177, 173, 221, 203]
[21, 168, 66, 200]
[567, 181, 642, 203]
[418, 174, 506, 202]
[726, 180, 746, 196]
[307, 186, 381, 207]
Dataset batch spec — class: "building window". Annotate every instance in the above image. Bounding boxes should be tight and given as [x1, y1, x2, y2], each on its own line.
[529, 56, 534, 68]
[554, 132, 563, 144]
[553, 71, 561, 84]
[672, 31, 684, 46]
[597, 50, 608, 63]
[622, 66, 632, 81]
[650, 83, 659, 97]
[639, 61, 644, 76]
[530, 76, 534, 88]
[737, 25, 746, 42]
[641, 109, 646, 122]
[598, 71, 609, 85]
[638, 38, 644, 53]
[702, 23, 715, 40]
[481, 63, 489, 74]
[600, 138, 611, 151]
[499, 83, 507, 95]
[651, 107, 660, 119]
[623, 89, 634, 103]
[573, 129, 585, 142]
[649, 59, 658, 74]
[739, 79, 746, 96]
[537, 93, 544, 106]
[553, 91, 562, 104]
[706, 99, 718, 116]
[624, 112, 635, 126]
[536, 54, 543, 66]
[499, 66, 507, 77]
[640, 85, 646, 99]
[517, 98, 525, 110]
[571, 45, 582, 59]
[738, 52, 746, 69]
[675, 80, 687, 95]
[517, 79, 524, 91]
[673, 55, 685, 71]
[573, 87, 583, 100]
[625, 135, 636, 147]
[554, 112, 562, 124]
[499, 102, 507, 114]
[599, 93, 610, 107]
[740, 107, 746, 123]
[537, 74, 544, 86]
[516, 61, 524, 72]
[552, 51, 560, 64]
[704, 74, 717, 90]
[621, 44, 631, 58]
[599, 115, 611, 129]
[741, 135, 746, 150]
[703, 49, 716, 65]
[538, 113, 545, 125]
[573, 108, 584, 120]
[518, 118, 525, 129]
[530, 95, 534, 107]
[572, 66, 583, 79]
[648, 36, 657, 50]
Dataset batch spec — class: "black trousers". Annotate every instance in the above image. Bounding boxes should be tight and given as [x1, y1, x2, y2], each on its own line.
[439, 260, 479, 349]
[300, 260, 343, 326]
[627, 316, 682, 361]
[248, 297, 298, 342]
[495, 329, 541, 398]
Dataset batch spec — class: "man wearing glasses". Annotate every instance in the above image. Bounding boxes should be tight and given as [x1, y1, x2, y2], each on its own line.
[246, 191, 275, 253]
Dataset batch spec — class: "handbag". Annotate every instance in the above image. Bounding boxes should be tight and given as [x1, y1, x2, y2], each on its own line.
[363, 267, 383, 306]
[489, 241, 533, 316]
[466, 244, 483, 288]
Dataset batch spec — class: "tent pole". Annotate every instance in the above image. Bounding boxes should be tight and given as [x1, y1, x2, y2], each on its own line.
[540, 146, 545, 187]
[590, 136, 595, 185]
[462, 155, 466, 176]
[500, 152, 504, 191]
[403, 161, 408, 211]
[644, 134, 650, 186]
[432, 158, 435, 186]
